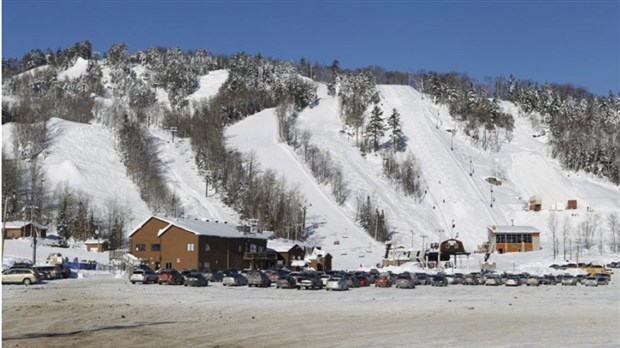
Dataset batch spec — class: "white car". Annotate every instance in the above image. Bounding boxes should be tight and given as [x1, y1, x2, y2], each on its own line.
[129, 269, 158, 284]
[505, 277, 520, 286]
[584, 277, 598, 287]
[325, 277, 349, 291]
[222, 273, 248, 286]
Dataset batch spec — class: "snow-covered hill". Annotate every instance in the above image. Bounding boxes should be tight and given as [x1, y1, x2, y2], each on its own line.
[3, 63, 620, 270]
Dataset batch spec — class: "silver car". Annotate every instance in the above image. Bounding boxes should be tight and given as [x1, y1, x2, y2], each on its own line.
[584, 277, 598, 287]
[2, 268, 41, 285]
[129, 269, 158, 284]
[325, 277, 349, 291]
[222, 273, 248, 286]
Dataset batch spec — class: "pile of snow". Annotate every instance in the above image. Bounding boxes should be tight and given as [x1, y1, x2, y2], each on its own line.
[57, 57, 89, 80]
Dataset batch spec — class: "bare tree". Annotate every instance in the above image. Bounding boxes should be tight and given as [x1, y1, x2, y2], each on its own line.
[562, 216, 571, 261]
[608, 212, 619, 253]
[578, 213, 600, 250]
[548, 211, 559, 259]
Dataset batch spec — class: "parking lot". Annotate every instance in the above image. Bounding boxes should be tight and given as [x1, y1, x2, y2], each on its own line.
[3, 272, 619, 347]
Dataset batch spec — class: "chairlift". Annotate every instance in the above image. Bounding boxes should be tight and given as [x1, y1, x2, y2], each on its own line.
[342, 231, 349, 239]
[341, 251, 348, 256]
[334, 240, 340, 245]
[358, 252, 366, 258]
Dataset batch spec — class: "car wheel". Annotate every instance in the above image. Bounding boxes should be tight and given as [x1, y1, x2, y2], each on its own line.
[131, 281, 136, 284]
[23, 278, 32, 285]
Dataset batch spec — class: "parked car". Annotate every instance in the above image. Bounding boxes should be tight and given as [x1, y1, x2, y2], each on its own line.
[298, 273, 322, 290]
[266, 269, 290, 284]
[561, 275, 578, 286]
[158, 269, 184, 285]
[130, 269, 159, 284]
[184, 272, 208, 287]
[180, 269, 200, 280]
[344, 274, 360, 288]
[395, 273, 416, 289]
[33, 267, 53, 280]
[355, 274, 370, 287]
[575, 274, 588, 285]
[320, 274, 331, 286]
[222, 273, 248, 286]
[484, 275, 502, 286]
[453, 273, 465, 285]
[374, 273, 393, 287]
[2, 268, 41, 285]
[526, 275, 540, 287]
[595, 274, 609, 286]
[584, 276, 598, 287]
[415, 272, 431, 285]
[325, 276, 349, 291]
[276, 276, 297, 289]
[247, 271, 272, 287]
[203, 269, 224, 282]
[464, 273, 483, 285]
[505, 276, 521, 287]
[431, 273, 448, 287]
[540, 274, 557, 285]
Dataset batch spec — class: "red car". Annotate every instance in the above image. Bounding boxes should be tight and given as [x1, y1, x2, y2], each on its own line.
[355, 275, 370, 287]
[374, 274, 392, 287]
[157, 269, 184, 285]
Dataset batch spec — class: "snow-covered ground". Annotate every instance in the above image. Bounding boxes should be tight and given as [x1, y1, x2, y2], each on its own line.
[2, 273, 619, 347]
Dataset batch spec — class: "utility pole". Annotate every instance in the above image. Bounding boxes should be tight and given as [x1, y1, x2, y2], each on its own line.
[410, 230, 415, 251]
[30, 202, 38, 265]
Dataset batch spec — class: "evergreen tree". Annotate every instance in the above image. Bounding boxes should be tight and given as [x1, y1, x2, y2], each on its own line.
[387, 108, 404, 152]
[56, 195, 72, 241]
[366, 105, 385, 152]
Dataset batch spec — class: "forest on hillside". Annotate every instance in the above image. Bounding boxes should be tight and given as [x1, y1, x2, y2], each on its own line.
[2, 41, 619, 248]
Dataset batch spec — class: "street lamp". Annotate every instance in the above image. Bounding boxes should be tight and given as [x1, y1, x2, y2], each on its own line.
[95, 229, 100, 252]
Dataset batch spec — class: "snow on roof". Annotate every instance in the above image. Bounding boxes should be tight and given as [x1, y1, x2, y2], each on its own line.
[85, 239, 109, 244]
[267, 239, 303, 253]
[489, 225, 540, 233]
[136, 216, 268, 240]
[4, 221, 47, 230]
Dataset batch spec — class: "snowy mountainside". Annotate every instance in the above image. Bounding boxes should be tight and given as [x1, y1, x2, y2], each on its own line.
[227, 82, 620, 269]
[4, 60, 619, 271]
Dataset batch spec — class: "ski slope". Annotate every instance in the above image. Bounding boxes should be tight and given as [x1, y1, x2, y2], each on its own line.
[227, 82, 620, 269]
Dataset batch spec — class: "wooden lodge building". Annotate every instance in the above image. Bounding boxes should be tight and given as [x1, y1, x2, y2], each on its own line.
[129, 216, 270, 271]
[487, 225, 541, 253]
[3, 221, 47, 239]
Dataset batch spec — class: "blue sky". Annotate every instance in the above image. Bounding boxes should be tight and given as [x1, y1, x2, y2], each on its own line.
[3, 1, 619, 95]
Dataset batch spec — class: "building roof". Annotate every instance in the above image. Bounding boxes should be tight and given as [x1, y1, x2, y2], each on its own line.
[85, 239, 109, 244]
[488, 225, 540, 233]
[4, 221, 47, 230]
[267, 240, 304, 253]
[129, 216, 266, 240]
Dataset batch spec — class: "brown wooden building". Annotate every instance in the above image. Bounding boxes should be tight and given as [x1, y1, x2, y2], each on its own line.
[306, 247, 332, 272]
[267, 241, 306, 268]
[488, 225, 541, 253]
[3, 221, 47, 239]
[129, 216, 268, 271]
[85, 239, 110, 252]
